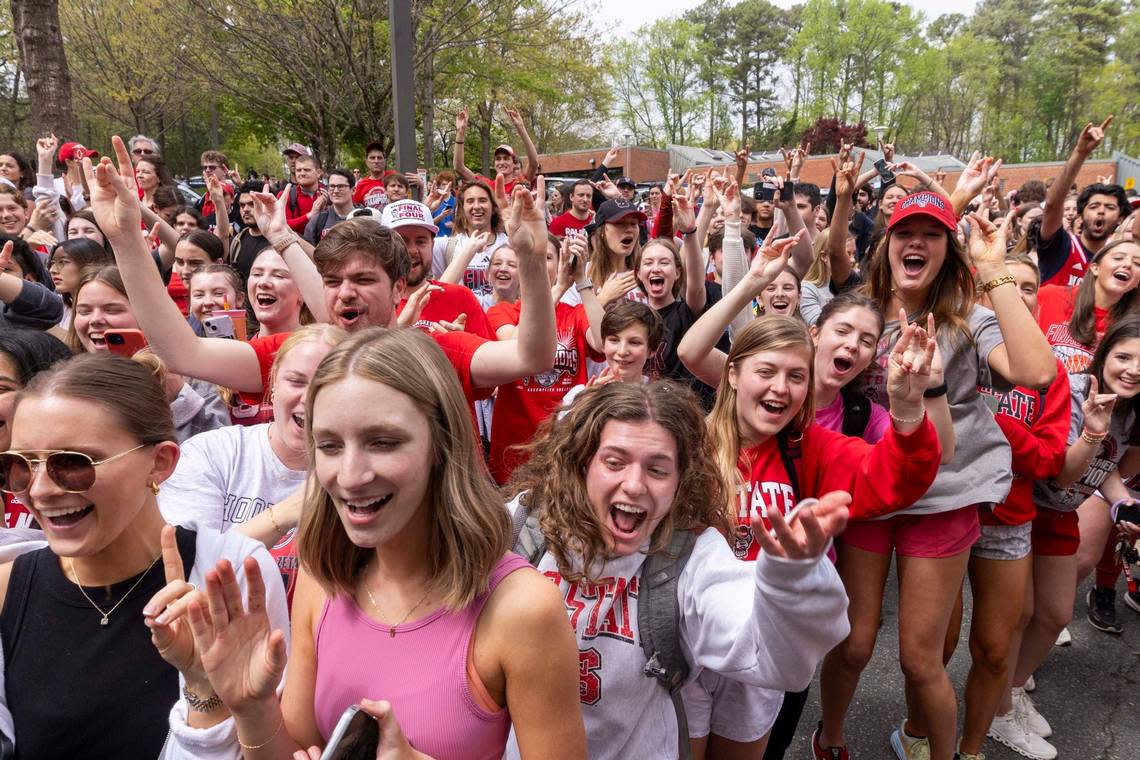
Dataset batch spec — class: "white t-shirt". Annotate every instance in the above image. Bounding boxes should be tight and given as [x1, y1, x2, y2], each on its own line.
[431, 232, 509, 297]
[157, 422, 307, 532]
[503, 496, 849, 760]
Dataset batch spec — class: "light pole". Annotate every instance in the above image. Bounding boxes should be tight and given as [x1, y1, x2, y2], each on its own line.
[389, 0, 416, 180]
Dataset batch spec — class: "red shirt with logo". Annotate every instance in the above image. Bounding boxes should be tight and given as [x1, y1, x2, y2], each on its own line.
[548, 210, 593, 237]
[731, 419, 941, 560]
[977, 360, 1070, 526]
[1037, 228, 1092, 288]
[485, 302, 601, 483]
[3, 492, 35, 529]
[353, 177, 389, 209]
[396, 281, 496, 341]
[1035, 284, 1107, 374]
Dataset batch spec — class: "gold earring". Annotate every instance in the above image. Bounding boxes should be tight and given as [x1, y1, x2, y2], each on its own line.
[149, 481, 160, 495]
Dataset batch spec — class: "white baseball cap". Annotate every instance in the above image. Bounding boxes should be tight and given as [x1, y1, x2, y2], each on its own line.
[380, 200, 438, 234]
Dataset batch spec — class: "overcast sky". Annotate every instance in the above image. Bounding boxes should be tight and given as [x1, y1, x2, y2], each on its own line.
[581, 0, 980, 37]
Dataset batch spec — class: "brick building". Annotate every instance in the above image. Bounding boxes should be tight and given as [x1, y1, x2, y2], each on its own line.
[537, 144, 1133, 197]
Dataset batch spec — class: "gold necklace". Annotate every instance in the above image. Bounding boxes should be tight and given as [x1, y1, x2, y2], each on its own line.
[69, 554, 162, 627]
[365, 584, 434, 638]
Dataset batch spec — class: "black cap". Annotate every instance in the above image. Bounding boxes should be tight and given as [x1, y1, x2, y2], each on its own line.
[594, 198, 647, 226]
[616, 176, 636, 189]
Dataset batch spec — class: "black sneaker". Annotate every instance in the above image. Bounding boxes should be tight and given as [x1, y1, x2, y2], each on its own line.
[1125, 588, 1140, 615]
[1087, 587, 1123, 634]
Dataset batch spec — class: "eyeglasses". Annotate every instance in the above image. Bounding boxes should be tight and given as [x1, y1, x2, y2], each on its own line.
[327, 184, 351, 191]
[201, 164, 219, 172]
[0, 444, 149, 493]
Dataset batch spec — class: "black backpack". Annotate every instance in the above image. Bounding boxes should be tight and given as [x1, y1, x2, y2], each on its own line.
[511, 505, 697, 760]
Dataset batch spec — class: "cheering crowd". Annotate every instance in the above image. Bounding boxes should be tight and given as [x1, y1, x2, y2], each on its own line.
[0, 105, 1135, 760]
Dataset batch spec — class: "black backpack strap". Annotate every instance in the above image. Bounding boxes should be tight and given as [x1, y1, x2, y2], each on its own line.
[638, 529, 697, 760]
[775, 430, 801, 499]
[839, 385, 872, 438]
[287, 184, 300, 218]
[509, 500, 547, 566]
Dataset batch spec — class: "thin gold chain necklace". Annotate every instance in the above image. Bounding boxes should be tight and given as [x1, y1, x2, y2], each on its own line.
[365, 584, 434, 638]
[69, 554, 162, 626]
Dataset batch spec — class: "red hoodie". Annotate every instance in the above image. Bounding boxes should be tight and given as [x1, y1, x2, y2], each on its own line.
[980, 359, 1070, 526]
[731, 418, 941, 560]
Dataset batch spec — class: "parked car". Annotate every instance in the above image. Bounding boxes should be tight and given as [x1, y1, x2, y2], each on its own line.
[176, 181, 202, 204]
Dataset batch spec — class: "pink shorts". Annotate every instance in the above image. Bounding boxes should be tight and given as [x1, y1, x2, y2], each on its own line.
[841, 505, 980, 558]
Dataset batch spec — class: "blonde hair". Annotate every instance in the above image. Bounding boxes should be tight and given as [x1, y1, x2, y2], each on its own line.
[298, 328, 509, 608]
[508, 381, 730, 583]
[804, 229, 832, 287]
[65, 266, 130, 353]
[706, 316, 815, 518]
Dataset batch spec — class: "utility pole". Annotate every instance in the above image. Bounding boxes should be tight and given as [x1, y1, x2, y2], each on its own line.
[389, 0, 417, 182]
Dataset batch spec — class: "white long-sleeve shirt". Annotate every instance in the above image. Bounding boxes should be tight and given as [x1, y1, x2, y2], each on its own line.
[504, 504, 850, 760]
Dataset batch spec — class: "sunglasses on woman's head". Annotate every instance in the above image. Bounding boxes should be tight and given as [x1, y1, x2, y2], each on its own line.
[0, 444, 148, 493]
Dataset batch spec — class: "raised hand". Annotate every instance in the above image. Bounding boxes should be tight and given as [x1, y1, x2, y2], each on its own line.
[81, 135, 143, 242]
[672, 194, 696, 232]
[746, 230, 804, 288]
[603, 146, 620, 168]
[735, 146, 750, 171]
[188, 556, 287, 715]
[505, 175, 547, 260]
[455, 108, 469, 134]
[711, 180, 741, 219]
[493, 173, 511, 210]
[397, 283, 441, 328]
[1077, 116, 1113, 156]
[833, 152, 866, 196]
[591, 176, 621, 199]
[838, 142, 854, 166]
[145, 525, 209, 689]
[878, 139, 895, 164]
[965, 211, 1010, 273]
[886, 310, 936, 406]
[1081, 376, 1117, 436]
[250, 190, 293, 247]
[27, 197, 58, 232]
[954, 152, 1003, 202]
[754, 491, 851, 560]
[36, 133, 58, 163]
[504, 106, 525, 132]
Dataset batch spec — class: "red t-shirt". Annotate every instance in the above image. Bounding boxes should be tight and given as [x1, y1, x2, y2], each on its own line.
[475, 174, 521, 198]
[978, 360, 1070, 526]
[353, 177, 389, 209]
[278, 185, 321, 233]
[730, 419, 941, 560]
[1035, 284, 1107, 374]
[167, 270, 190, 317]
[3, 492, 35, 529]
[269, 529, 299, 610]
[397, 281, 496, 341]
[485, 302, 601, 483]
[548, 210, 593, 237]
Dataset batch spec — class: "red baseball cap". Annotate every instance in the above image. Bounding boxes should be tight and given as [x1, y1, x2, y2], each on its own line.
[887, 191, 958, 233]
[58, 142, 99, 163]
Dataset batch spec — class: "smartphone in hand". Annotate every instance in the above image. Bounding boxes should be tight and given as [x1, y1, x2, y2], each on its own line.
[321, 705, 379, 760]
[105, 329, 148, 357]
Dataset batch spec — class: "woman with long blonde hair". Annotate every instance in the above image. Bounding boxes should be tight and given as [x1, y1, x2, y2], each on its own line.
[186, 327, 585, 759]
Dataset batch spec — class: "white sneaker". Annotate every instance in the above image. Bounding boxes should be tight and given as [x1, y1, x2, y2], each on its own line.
[1012, 687, 1052, 738]
[1054, 626, 1071, 646]
[1023, 674, 1035, 692]
[987, 711, 1058, 760]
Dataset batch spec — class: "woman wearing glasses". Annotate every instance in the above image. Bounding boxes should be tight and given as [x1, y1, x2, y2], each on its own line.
[0, 352, 289, 758]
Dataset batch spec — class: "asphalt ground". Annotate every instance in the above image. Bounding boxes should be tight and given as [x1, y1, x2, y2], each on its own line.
[790, 564, 1140, 759]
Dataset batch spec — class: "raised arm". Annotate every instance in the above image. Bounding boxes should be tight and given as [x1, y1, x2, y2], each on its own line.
[139, 203, 180, 269]
[250, 191, 329, 323]
[505, 107, 541, 185]
[452, 108, 478, 183]
[827, 153, 864, 288]
[968, 212, 1057, 389]
[1041, 117, 1112, 241]
[205, 174, 230, 250]
[469, 178, 556, 387]
[734, 146, 750, 189]
[677, 232, 804, 386]
[714, 181, 754, 333]
[673, 190, 707, 314]
[949, 152, 1003, 217]
[83, 136, 266, 393]
[774, 175, 814, 277]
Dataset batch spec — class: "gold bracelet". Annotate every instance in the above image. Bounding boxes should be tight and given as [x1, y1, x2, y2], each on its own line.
[266, 505, 282, 535]
[979, 274, 1015, 293]
[238, 715, 285, 750]
[890, 410, 926, 426]
[1081, 430, 1107, 445]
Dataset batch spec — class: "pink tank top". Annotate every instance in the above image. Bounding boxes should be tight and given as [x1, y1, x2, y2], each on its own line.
[313, 553, 529, 759]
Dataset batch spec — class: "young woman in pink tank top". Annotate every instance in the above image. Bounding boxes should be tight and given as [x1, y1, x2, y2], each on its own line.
[185, 328, 585, 759]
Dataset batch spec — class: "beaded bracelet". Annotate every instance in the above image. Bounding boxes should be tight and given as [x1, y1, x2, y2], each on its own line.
[890, 410, 925, 426]
[1080, 429, 1107, 445]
